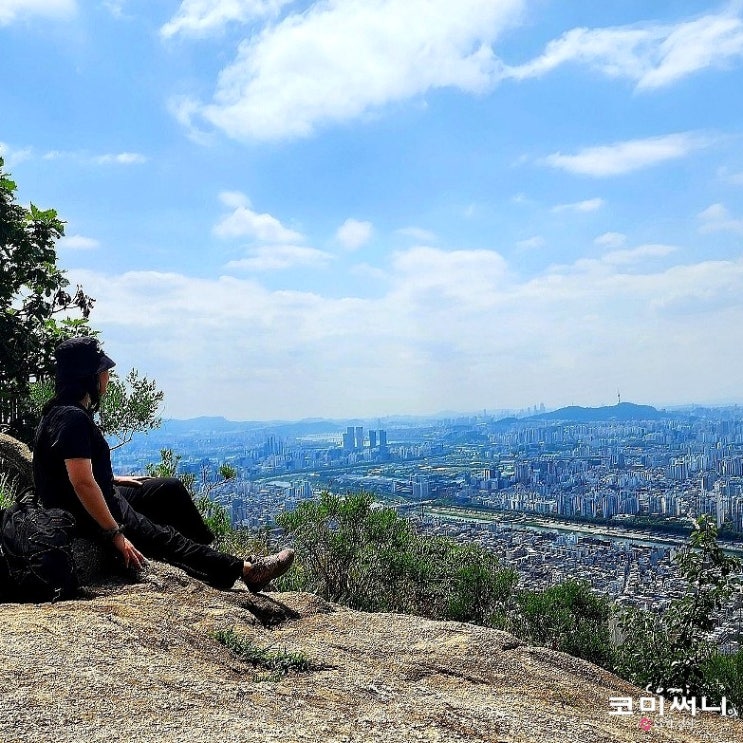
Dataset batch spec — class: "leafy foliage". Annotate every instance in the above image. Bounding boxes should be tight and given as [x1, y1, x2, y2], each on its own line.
[511, 579, 614, 668]
[30, 369, 164, 449]
[99, 369, 164, 449]
[274, 492, 743, 691]
[702, 648, 743, 712]
[0, 157, 95, 441]
[0, 472, 16, 509]
[275, 491, 518, 622]
[144, 448, 183, 480]
[615, 515, 742, 695]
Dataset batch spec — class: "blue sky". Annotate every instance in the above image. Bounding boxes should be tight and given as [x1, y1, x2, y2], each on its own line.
[2, 0, 743, 420]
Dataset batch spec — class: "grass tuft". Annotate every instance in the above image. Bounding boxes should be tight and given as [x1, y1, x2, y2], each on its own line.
[214, 628, 316, 682]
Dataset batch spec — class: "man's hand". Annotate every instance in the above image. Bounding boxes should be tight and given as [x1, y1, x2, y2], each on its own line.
[112, 533, 148, 571]
[113, 476, 153, 488]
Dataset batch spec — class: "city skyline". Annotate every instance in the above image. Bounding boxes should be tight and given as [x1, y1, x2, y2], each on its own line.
[134, 399, 741, 427]
[2, 1, 743, 419]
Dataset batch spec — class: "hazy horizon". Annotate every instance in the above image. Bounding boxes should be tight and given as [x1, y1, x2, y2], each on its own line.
[158, 398, 743, 426]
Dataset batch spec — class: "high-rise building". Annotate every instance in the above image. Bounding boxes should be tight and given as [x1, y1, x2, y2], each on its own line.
[515, 462, 531, 484]
[369, 430, 377, 448]
[342, 426, 354, 451]
[354, 426, 364, 450]
[412, 475, 429, 500]
[379, 430, 387, 447]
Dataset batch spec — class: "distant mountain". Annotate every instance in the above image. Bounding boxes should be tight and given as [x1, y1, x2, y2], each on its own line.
[158, 417, 264, 435]
[526, 402, 668, 422]
[154, 402, 673, 437]
[157, 417, 343, 438]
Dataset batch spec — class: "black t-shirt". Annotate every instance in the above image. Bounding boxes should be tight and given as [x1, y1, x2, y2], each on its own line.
[33, 403, 115, 522]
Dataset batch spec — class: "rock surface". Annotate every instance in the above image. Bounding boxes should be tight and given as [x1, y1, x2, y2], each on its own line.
[0, 563, 740, 743]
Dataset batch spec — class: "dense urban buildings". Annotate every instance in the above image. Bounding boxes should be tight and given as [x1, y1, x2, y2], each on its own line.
[113, 403, 743, 532]
[112, 402, 743, 645]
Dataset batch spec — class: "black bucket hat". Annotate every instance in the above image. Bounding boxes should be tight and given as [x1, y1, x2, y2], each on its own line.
[55, 337, 116, 382]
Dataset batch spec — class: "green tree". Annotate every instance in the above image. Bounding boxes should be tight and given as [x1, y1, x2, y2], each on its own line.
[513, 579, 615, 669]
[702, 648, 743, 713]
[98, 369, 164, 449]
[616, 515, 741, 694]
[1, 157, 164, 445]
[0, 156, 94, 441]
[30, 368, 164, 450]
[275, 491, 518, 620]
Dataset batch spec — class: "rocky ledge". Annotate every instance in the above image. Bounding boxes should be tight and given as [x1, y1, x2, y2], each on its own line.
[0, 563, 740, 743]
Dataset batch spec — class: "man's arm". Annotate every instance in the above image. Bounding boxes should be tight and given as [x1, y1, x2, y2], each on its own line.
[65, 458, 147, 570]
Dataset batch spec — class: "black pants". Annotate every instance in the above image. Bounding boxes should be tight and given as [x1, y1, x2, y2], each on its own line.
[117, 477, 215, 545]
[104, 478, 243, 590]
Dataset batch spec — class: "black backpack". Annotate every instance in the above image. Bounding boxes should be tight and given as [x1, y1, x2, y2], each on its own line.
[0, 497, 79, 603]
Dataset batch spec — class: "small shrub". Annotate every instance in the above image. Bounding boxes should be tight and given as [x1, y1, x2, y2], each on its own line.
[195, 493, 232, 541]
[214, 628, 315, 681]
[514, 579, 614, 669]
[275, 491, 518, 622]
[702, 648, 743, 714]
[215, 524, 272, 559]
[615, 516, 742, 695]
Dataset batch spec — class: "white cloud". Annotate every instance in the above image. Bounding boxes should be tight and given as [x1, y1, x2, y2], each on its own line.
[699, 203, 729, 221]
[225, 244, 332, 271]
[560, 243, 678, 275]
[552, 197, 605, 213]
[717, 166, 743, 185]
[505, 7, 743, 90]
[698, 203, 743, 234]
[103, 1, 132, 19]
[542, 132, 710, 177]
[0, 0, 75, 25]
[516, 236, 545, 251]
[213, 191, 304, 242]
[510, 193, 532, 205]
[0, 142, 33, 168]
[162, 0, 295, 39]
[396, 227, 438, 243]
[173, 0, 525, 141]
[3, 148, 147, 165]
[58, 234, 100, 251]
[336, 218, 373, 251]
[594, 232, 626, 249]
[68, 246, 743, 418]
[389, 246, 509, 309]
[94, 152, 148, 165]
[351, 262, 388, 280]
[601, 244, 677, 265]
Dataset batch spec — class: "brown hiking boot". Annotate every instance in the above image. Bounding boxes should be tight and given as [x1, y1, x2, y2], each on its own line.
[243, 548, 295, 593]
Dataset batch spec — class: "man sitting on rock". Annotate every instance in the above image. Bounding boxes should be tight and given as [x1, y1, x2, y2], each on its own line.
[33, 337, 294, 592]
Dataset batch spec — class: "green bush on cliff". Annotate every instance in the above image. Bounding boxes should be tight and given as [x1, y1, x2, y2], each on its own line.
[275, 491, 518, 624]
[274, 492, 743, 695]
[702, 648, 743, 713]
[274, 492, 615, 670]
[510, 579, 614, 669]
[615, 515, 742, 700]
